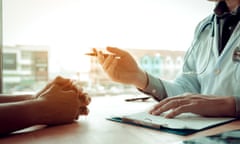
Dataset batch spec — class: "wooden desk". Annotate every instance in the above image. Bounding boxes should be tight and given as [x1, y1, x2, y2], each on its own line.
[1, 95, 240, 144]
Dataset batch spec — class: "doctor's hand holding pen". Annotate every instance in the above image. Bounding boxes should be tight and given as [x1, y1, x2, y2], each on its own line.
[90, 47, 149, 90]
[87, 47, 237, 119]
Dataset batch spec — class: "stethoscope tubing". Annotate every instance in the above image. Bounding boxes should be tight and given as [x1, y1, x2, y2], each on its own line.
[182, 15, 215, 75]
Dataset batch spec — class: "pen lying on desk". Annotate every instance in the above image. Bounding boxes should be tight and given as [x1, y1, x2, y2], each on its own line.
[125, 96, 151, 102]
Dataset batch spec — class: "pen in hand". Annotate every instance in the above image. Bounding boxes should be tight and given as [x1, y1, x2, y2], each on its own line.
[85, 52, 107, 57]
[85, 52, 120, 59]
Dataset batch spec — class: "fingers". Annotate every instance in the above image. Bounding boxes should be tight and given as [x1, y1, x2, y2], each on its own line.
[79, 107, 89, 115]
[79, 92, 91, 106]
[149, 96, 182, 113]
[92, 48, 97, 55]
[44, 83, 63, 95]
[150, 98, 181, 115]
[48, 76, 91, 107]
[39, 76, 72, 95]
[165, 103, 193, 118]
[94, 46, 126, 57]
[102, 55, 117, 72]
[35, 82, 52, 98]
[96, 50, 105, 64]
[54, 76, 72, 86]
[53, 76, 91, 105]
[72, 80, 83, 92]
[94, 47, 123, 65]
[95, 49, 119, 77]
[75, 93, 91, 120]
[106, 58, 118, 80]
[149, 96, 193, 118]
[75, 107, 89, 120]
[60, 88, 91, 120]
[37, 76, 71, 97]
[106, 46, 127, 57]
[55, 78, 82, 94]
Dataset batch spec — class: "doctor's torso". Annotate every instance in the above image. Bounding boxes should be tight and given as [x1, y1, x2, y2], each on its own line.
[193, 15, 240, 96]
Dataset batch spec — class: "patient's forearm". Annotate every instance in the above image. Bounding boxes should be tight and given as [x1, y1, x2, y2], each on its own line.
[0, 99, 41, 135]
[0, 95, 33, 103]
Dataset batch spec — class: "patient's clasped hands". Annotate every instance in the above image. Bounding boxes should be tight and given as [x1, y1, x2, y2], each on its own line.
[36, 76, 91, 125]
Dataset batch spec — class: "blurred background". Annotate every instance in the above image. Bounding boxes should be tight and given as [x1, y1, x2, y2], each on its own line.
[1, 0, 215, 96]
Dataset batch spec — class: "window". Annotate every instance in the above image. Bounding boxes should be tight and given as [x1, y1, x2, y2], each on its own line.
[3, 53, 16, 70]
[0, 0, 2, 93]
[1, 0, 215, 94]
[21, 51, 32, 60]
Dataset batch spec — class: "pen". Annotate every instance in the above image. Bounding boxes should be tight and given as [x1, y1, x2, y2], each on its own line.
[125, 96, 151, 102]
[85, 52, 105, 57]
[85, 52, 120, 58]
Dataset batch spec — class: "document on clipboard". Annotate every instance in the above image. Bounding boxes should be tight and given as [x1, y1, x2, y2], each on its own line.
[107, 111, 236, 135]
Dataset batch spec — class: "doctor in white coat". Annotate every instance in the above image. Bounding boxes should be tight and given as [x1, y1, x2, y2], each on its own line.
[95, 0, 240, 118]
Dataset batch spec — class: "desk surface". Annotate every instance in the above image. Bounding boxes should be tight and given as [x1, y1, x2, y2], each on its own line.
[1, 95, 240, 144]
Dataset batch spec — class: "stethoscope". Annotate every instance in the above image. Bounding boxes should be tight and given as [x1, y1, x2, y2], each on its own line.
[182, 14, 215, 75]
[183, 14, 240, 75]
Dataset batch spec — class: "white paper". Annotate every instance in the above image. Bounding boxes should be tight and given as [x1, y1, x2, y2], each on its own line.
[122, 111, 236, 130]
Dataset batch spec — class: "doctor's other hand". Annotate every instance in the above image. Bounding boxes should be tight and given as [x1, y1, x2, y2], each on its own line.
[149, 93, 236, 118]
[93, 47, 148, 89]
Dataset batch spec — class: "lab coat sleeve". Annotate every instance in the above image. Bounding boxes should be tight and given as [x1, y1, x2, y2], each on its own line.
[161, 73, 201, 97]
[138, 72, 200, 100]
[137, 74, 167, 101]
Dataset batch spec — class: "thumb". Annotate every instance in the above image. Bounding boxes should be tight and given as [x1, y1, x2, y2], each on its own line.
[54, 76, 72, 86]
[39, 83, 62, 98]
[106, 46, 128, 57]
[48, 83, 62, 92]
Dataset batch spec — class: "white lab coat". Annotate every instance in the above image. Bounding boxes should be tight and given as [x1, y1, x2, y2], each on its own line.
[143, 14, 240, 117]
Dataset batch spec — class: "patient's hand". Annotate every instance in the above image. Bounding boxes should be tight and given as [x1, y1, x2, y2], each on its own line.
[37, 83, 90, 125]
[35, 76, 91, 125]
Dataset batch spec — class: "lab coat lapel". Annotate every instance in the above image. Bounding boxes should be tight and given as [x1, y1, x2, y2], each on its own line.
[227, 22, 240, 49]
[221, 22, 240, 59]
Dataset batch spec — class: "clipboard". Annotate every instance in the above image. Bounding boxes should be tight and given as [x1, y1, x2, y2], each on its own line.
[107, 112, 236, 136]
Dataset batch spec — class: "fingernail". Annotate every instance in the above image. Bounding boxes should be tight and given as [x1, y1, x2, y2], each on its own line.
[151, 111, 156, 115]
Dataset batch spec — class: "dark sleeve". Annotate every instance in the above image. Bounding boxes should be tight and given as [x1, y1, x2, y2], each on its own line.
[137, 73, 168, 101]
